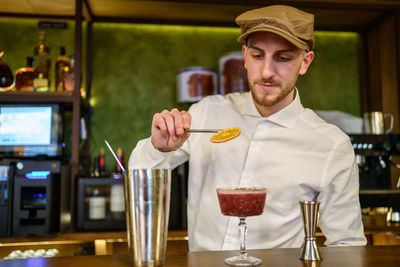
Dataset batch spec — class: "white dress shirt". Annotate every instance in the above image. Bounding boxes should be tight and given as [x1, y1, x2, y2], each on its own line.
[128, 91, 367, 251]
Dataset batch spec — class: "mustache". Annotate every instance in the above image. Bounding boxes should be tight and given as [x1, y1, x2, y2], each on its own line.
[254, 79, 280, 86]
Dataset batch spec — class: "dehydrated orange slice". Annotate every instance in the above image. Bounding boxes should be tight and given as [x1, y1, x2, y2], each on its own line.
[210, 127, 241, 143]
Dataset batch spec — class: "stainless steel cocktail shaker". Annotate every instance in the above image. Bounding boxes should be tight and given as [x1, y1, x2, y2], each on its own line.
[125, 169, 171, 266]
[299, 201, 322, 261]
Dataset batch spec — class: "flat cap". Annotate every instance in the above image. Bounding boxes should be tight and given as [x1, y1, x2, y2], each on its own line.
[236, 5, 315, 51]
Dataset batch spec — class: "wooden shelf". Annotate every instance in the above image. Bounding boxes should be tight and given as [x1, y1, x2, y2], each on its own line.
[360, 189, 400, 195]
[1, 0, 400, 30]
[0, 91, 90, 112]
[0, 91, 73, 103]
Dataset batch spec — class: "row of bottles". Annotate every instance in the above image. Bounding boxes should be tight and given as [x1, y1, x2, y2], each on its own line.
[0, 31, 77, 92]
[88, 147, 126, 221]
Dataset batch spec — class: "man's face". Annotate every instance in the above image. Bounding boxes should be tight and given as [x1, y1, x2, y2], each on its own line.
[242, 32, 314, 116]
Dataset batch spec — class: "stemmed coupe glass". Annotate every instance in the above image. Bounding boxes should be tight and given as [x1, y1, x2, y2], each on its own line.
[217, 187, 267, 266]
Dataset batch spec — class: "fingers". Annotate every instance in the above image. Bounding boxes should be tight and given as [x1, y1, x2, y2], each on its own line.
[164, 109, 179, 141]
[152, 108, 191, 142]
[182, 110, 191, 130]
[170, 108, 191, 134]
[152, 112, 167, 134]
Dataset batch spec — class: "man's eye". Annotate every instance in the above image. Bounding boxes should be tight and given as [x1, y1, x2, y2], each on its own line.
[276, 55, 291, 62]
[252, 54, 263, 60]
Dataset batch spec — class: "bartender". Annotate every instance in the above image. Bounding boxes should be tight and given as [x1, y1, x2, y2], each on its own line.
[129, 5, 367, 251]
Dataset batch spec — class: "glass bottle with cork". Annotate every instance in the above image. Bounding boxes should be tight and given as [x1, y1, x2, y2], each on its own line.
[92, 147, 106, 177]
[0, 50, 14, 91]
[110, 147, 125, 220]
[33, 31, 51, 92]
[92, 155, 100, 177]
[55, 46, 70, 92]
[64, 55, 76, 92]
[88, 147, 108, 220]
[88, 188, 106, 220]
[98, 147, 106, 177]
[15, 57, 34, 91]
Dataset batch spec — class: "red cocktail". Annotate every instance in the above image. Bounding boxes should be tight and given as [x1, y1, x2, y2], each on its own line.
[217, 188, 266, 217]
[216, 187, 267, 266]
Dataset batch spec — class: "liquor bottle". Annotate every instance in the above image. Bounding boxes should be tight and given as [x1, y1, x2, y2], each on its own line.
[33, 31, 51, 92]
[98, 147, 106, 176]
[0, 50, 14, 91]
[88, 188, 106, 220]
[92, 155, 100, 177]
[114, 147, 125, 176]
[15, 57, 34, 91]
[55, 46, 70, 92]
[110, 147, 125, 220]
[64, 55, 75, 92]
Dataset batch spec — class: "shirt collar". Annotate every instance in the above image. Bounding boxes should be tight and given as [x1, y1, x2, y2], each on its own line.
[239, 88, 304, 128]
[240, 92, 261, 117]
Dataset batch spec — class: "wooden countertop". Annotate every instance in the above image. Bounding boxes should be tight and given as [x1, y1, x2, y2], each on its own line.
[0, 214, 399, 251]
[362, 213, 400, 233]
[0, 230, 187, 245]
[0, 245, 399, 267]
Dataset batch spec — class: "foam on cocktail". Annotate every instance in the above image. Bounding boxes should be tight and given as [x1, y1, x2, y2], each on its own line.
[217, 188, 266, 217]
[217, 188, 265, 194]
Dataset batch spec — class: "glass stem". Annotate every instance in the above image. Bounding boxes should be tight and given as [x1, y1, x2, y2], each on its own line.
[239, 217, 247, 256]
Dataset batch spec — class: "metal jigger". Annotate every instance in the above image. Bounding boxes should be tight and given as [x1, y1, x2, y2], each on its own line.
[299, 201, 322, 261]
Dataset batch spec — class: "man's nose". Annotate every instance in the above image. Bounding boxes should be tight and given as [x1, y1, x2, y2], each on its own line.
[261, 58, 275, 80]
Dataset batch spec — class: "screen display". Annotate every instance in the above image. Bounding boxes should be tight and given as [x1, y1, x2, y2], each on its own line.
[0, 165, 9, 182]
[0, 107, 52, 145]
[0, 104, 61, 157]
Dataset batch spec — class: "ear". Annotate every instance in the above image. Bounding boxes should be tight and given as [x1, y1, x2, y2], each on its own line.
[299, 51, 314, 75]
[242, 45, 248, 69]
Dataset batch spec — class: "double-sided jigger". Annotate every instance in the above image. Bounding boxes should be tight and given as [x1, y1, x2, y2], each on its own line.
[299, 201, 322, 261]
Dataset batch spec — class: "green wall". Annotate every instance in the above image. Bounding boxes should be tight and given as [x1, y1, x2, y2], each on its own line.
[90, 24, 243, 171]
[298, 31, 361, 113]
[0, 19, 360, 173]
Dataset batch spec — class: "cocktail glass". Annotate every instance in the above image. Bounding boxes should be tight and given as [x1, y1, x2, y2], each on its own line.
[217, 187, 267, 266]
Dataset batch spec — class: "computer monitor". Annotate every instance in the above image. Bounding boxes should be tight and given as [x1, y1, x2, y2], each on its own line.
[0, 104, 62, 157]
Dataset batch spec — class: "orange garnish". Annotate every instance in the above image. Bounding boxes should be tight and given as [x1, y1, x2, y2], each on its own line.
[210, 127, 241, 143]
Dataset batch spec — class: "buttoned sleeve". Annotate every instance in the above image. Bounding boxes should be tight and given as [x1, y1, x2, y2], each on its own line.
[128, 137, 189, 169]
[128, 98, 208, 170]
[318, 138, 367, 246]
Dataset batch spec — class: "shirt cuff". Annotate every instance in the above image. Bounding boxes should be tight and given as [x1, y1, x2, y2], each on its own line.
[146, 138, 175, 161]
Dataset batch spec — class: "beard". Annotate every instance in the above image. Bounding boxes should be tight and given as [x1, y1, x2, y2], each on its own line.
[249, 76, 298, 107]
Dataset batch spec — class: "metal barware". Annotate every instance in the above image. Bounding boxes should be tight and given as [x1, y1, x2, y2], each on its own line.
[299, 201, 322, 261]
[125, 169, 171, 266]
[184, 128, 220, 133]
[387, 207, 400, 223]
[363, 111, 394, 134]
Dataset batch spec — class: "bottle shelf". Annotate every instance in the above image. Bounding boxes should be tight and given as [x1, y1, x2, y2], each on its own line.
[0, 91, 89, 111]
[0, 91, 72, 102]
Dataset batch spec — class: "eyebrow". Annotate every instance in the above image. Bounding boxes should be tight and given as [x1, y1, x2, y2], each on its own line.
[247, 44, 297, 54]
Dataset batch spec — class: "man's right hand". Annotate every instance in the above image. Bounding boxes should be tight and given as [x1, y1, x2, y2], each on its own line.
[151, 108, 191, 152]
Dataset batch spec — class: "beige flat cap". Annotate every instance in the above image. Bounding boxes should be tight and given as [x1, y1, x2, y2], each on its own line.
[236, 5, 315, 51]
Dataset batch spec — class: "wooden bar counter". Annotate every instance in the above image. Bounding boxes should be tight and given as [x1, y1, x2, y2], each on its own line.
[0, 245, 399, 266]
[0, 213, 399, 265]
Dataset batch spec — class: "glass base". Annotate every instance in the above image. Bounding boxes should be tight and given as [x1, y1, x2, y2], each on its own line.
[224, 254, 262, 266]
